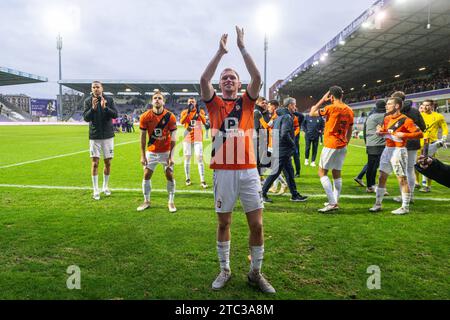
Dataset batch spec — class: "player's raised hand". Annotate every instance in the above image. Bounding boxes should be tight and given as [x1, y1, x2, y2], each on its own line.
[236, 26, 245, 49]
[219, 34, 228, 55]
[321, 91, 331, 103]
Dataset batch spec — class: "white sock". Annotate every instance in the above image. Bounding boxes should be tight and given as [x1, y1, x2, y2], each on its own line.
[103, 174, 110, 190]
[167, 180, 175, 203]
[217, 241, 230, 271]
[402, 192, 411, 209]
[250, 245, 264, 273]
[333, 178, 342, 204]
[320, 176, 336, 205]
[92, 175, 99, 194]
[198, 160, 205, 182]
[184, 158, 191, 180]
[143, 179, 151, 202]
[376, 187, 386, 206]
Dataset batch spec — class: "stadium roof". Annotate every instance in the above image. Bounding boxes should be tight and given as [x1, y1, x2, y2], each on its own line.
[0, 66, 48, 86]
[59, 80, 249, 95]
[276, 0, 450, 98]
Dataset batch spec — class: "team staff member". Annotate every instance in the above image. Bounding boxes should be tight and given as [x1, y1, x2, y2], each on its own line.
[302, 114, 324, 167]
[292, 106, 304, 178]
[180, 97, 208, 188]
[261, 97, 308, 203]
[200, 26, 275, 293]
[309, 86, 354, 213]
[137, 91, 178, 213]
[83, 81, 118, 201]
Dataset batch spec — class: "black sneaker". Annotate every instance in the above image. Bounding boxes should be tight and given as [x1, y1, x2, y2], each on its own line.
[294, 173, 300, 178]
[262, 195, 273, 203]
[291, 194, 308, 202]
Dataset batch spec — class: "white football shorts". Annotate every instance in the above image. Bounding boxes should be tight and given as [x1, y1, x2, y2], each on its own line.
[213, 168, 264, 213]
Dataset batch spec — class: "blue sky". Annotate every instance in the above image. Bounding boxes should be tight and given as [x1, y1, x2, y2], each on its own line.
[0, 0, 375, 98]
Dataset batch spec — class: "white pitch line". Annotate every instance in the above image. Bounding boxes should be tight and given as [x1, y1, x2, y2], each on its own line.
[349, 143, 365, 149]
[0, 140, 139, 169]
[0, 184, 448, 202]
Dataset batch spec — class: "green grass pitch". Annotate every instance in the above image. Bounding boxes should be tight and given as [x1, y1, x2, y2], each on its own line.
[0, 125, 449, 299]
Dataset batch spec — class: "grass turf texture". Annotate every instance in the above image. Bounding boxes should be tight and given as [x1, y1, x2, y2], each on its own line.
[0, 125, 449, 300]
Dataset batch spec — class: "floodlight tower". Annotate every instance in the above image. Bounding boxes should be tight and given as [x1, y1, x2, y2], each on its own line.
[57, 34, 63, 121]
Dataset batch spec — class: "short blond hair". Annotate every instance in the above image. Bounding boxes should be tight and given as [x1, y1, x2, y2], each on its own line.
[220, 68, 240, 80]
[152, 90, 165, 102]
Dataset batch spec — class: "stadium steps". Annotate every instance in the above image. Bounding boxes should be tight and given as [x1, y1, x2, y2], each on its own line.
[0, 95, 31, 121]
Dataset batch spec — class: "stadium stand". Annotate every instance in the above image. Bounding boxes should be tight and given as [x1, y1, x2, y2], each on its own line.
[274, 0, 450, 119]
[0, 66, 47, 122]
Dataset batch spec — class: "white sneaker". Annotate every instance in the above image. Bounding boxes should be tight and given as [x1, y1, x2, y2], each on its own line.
[369, 204, 382, 213]
[93, 192, 100, 200]
[310, 161, 316, 167]
[201, 181, 208, 189]
[212, 270, 231, 290]
[304, 159, 309, 166]
[392, 207, 409, 215]
[168, 202, 177, 213]
[318, 204, 339, 213]
[323, 202, 339, 207]
[137, 202, 150, 212]
[102, 188, 111, 196]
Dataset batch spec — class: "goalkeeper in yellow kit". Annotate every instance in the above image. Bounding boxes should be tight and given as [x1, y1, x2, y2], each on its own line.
[416, 99, 448, 193]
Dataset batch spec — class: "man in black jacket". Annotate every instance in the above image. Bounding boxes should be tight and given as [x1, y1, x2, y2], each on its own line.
[261, 97, 308, 203]
[83, 81, 118, 200]
[415, 155, 450, 188]
[302, 114, 324, 167]
[391, 91, 426, 203]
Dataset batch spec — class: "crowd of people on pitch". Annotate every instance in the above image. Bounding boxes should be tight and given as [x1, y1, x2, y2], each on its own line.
[112, 114, 135, 133]
[81, 27, 449, 295]
[352, 92, 448, 204]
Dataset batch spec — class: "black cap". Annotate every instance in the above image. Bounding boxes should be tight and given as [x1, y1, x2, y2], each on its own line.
[375, 99, 386, 112]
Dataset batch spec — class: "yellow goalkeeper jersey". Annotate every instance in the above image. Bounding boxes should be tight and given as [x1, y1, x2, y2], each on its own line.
[421, 111, 448, 142]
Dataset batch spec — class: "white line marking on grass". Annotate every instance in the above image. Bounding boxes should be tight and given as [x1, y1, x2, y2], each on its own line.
[349, 144, 365, 149]
[0, 140, 139, 169]
[0, 184, 448, 202]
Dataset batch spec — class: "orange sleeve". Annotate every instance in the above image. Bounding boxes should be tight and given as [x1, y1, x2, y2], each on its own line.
[169, 114, 177, 131]
[180, 110, 189, 124]
[295, 127, 300, 136]
[242, 91, 257, 111]
[205, 93, 223, 115]
[403, 118, 423, 139]
[139, 112, 149, 130]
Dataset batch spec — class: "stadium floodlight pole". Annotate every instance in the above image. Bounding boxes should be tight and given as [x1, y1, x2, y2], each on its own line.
[57, 33, 63, 121]
[264, 32, 268, 98]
